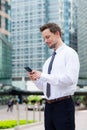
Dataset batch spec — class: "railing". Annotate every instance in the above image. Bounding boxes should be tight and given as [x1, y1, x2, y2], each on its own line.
[16, 102, 44, 125]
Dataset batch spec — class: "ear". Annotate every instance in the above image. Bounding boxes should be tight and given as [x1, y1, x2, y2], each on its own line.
[55, 31, 60, 37]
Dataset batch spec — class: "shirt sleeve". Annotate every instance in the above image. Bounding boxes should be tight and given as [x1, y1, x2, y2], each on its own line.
[33, 78, 43, 91]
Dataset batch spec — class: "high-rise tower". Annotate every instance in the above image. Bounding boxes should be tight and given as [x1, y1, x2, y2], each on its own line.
[0, 0, 12, 85]
[77, 0, 87, 86]
[11, 0, 77, 87]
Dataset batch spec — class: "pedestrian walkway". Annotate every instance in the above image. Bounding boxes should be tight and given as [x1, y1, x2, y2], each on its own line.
[75, 110, 87, 130]
[14, 122, 44, 130]
[0, 104, 44, 121]
[0, 105, 87, 130]
[15, 110, 87, 130]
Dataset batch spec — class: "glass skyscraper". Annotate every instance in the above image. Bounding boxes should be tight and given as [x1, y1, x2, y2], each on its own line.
[11, 0, 77, 85]
[0, 0, 12, 85]
[77, 0, 87, 86]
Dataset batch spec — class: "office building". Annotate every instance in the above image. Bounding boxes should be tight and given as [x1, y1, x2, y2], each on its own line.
[11, 0, 77, 88]
[77, 0, 87, 86]
[0, 0, 12, 85]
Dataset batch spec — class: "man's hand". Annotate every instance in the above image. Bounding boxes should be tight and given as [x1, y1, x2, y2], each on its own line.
[28, 70, 41, 81]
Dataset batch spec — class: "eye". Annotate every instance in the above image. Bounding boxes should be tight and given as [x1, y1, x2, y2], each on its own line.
[46, 36, 50, 39]
[43, 35, 50, 42]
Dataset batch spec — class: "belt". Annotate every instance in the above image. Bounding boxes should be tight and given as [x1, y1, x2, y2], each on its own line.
[46, 95, 71, 104]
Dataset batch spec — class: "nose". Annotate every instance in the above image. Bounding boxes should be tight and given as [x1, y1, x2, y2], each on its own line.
[44, 38, 48, 43]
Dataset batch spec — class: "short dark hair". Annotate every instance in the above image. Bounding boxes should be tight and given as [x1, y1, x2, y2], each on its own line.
[40, 23, 61, 37]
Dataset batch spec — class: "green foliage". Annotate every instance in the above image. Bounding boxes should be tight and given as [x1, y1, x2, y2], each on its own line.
[0, 120, 34, 129]
[73, 95, 87, 107]
[82, 96, 87, 106]
[28, 95, 43, 104]
[73, 96, 85, 102]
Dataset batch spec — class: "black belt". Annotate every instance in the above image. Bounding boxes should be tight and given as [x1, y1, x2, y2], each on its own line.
[46, 95, 71, 104]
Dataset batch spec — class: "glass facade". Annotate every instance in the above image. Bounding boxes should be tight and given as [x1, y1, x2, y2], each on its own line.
[11, 0, 77, 82]
[0, 34, 12, 84]
[77, 0, 87, 85]
[0, 0, 11, 35]
[0, 0, 12, 85]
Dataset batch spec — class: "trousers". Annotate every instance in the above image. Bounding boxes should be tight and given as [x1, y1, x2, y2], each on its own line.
[44, 97, 75, 130]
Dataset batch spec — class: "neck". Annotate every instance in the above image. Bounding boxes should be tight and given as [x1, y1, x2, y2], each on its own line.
[54, 40, 63, 51]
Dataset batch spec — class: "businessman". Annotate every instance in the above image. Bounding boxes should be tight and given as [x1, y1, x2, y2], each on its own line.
[28, 23, 80, 130]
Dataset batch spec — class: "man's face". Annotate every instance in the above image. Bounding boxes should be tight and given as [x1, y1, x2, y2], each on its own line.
[42, 29, 59, 49]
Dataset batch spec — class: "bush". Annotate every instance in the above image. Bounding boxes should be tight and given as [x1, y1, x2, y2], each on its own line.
[28, 95, 43, 104]
[73, 95, 87, 107]
[0, 120, 34, 129]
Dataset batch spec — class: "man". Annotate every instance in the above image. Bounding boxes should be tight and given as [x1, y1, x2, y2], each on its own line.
[7, 99, 14, 112]
[28, 23, 80, 130]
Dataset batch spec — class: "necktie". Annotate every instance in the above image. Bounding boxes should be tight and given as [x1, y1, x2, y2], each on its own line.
[46, 51, 56, 98]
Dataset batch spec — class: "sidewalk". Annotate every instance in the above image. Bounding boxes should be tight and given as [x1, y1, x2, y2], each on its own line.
[75, 110, 87, 130]
[15, 110, 87, 130]
[14, 122, 44, 130]
[12, 110, 87, 130]
[0, 105, 87, 130]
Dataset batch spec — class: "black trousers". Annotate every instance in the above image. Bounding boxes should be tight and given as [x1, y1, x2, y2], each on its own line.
[44, 97, 75, 130]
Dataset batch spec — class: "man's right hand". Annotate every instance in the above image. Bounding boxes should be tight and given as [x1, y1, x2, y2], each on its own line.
[28, 70, 41, 81]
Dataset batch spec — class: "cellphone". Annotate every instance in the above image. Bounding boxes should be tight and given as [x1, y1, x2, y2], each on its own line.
[24, 67, 32, 72]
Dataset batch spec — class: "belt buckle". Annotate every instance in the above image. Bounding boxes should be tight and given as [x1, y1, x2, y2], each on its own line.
[46, 100, 52, 104]
[55, 98, 58, 101]
[47, 99, 55, 104]
[48, 100, 52, 104]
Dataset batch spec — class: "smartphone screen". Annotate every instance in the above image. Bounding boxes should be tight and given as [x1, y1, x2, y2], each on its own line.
[24, 67, 32, 72]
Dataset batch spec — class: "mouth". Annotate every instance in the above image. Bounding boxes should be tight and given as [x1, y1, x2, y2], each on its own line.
[48, 43, 53, 49]
[47, 42, 51, 46]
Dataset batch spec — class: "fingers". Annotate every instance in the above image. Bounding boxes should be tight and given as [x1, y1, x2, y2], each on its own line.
[28, 72, 35, 80]
[28, 70, 41, 81]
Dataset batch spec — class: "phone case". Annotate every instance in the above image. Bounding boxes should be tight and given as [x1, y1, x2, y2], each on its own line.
[24, 67, 32, 72]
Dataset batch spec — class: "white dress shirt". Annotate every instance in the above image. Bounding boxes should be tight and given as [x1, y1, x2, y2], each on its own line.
[34, 43, 80, 100]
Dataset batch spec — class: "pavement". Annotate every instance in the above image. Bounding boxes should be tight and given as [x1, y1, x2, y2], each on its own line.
[0, 104, 87, 130]
[14, 110, 87, 130]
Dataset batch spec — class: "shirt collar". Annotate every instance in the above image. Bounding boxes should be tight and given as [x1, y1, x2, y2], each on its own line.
[55, 43, 66, 54]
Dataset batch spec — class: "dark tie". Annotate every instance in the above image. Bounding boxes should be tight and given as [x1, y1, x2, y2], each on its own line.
[46, 51, 56, 98]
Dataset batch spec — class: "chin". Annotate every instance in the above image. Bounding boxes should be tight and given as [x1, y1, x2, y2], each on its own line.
[49, 46, 53, 49]
[49, 45, 54, 49]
